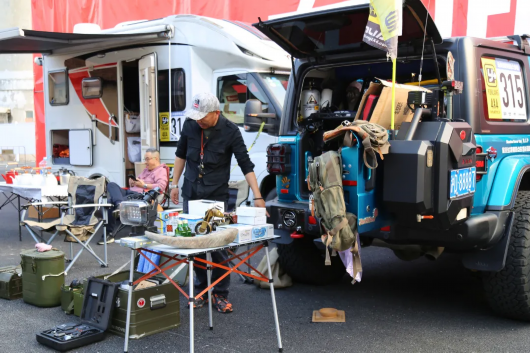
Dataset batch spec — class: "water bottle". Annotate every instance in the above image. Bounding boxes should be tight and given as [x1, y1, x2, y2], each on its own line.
[166, 213, 175, 236]
[182, 220, 191, 237]
[39, 157, 48, 169]
[176, 220, 184, 237]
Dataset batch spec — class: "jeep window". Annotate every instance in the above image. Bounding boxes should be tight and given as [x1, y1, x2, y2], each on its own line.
[48, 69, 69, 106]
[480, 56, 527, 122]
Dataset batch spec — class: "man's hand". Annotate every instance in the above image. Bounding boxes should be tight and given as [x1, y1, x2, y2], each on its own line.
[128, 178, 135, 187]
[254, 198, 269, 217]
[170, 187, 179, 204]
[136, 178, 145, 188]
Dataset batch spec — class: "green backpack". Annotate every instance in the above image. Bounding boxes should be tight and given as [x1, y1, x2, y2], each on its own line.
[308, 151, 360, 268]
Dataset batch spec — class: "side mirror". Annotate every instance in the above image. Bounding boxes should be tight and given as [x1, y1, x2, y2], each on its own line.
[244, 99, 278, 135]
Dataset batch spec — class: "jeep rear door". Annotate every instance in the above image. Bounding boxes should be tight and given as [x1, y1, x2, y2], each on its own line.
[252, 0, 442, 60]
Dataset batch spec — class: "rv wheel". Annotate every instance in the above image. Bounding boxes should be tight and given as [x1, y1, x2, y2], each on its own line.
[483, 191, 530, 321]
[277, 238, 345, 285]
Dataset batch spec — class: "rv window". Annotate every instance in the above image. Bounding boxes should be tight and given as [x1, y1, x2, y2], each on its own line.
[248, 74, 275, 115]
[158, 69, 186, 112]
[218, 74, 248, 125]
[82, 77, 103, 99]
[480, 56, 528, 122]
[48, 69, 69, 106]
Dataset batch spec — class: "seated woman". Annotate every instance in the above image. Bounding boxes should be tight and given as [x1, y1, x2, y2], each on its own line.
[98, 148, 168, 244]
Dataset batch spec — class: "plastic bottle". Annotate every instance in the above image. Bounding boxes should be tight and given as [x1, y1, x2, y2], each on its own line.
[176, 220, 184, 237]
[166, 213, 175, 236]
[182, 219, 192, 237]
[39, 156, 48, 169]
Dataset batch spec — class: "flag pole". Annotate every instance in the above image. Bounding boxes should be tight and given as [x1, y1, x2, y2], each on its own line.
[391, 57, 396, 130]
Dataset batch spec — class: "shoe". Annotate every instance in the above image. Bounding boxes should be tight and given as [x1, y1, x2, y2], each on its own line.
[188, 295, 208, 309]
[212, 294, 233, 313]
[97, 234, 114, 245]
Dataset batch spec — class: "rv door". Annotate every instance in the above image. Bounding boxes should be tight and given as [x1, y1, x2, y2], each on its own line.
[139, 54, 159, 155]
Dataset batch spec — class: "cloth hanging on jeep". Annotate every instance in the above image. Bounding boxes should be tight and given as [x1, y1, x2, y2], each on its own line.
[323, 120, 390, 169]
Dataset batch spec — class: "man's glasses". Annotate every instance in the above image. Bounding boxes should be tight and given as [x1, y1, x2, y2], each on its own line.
[144, 157, 155, 162]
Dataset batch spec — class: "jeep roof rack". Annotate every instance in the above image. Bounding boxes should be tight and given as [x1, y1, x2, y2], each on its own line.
[488, 34, 530, 53]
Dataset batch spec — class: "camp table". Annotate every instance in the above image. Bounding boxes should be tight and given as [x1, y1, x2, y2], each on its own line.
[121, 235, 283, 353]
[0, 182, 67, 240]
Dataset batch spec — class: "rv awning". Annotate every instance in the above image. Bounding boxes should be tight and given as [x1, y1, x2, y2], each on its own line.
[0, 27, 170, 54]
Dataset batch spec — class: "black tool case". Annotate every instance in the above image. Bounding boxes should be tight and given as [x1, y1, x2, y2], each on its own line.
[36, 277, 119, 351]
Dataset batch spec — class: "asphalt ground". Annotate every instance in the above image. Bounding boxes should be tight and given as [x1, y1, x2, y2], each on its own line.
[1, 197, 530, 353]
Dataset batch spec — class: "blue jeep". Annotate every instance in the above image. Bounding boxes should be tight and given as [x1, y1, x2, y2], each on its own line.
[246, 0, 530, 320]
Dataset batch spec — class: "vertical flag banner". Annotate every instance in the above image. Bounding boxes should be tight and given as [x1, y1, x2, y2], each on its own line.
[363, 0, 403, 130]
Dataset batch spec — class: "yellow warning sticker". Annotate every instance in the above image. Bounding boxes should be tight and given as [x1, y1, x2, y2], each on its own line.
[159, 112, 170, 142]
[481, 57, 502, 120]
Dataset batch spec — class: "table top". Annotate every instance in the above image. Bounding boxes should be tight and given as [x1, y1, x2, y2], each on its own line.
[123, 235, 279, 257]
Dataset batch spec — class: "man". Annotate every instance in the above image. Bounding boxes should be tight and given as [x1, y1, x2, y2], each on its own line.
[170, 92, 266, 313]
[98, 148, 168, 244]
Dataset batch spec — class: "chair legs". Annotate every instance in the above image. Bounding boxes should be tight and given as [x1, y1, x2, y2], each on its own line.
[24, 225, 58, 245]
[64, 222, 108, 274]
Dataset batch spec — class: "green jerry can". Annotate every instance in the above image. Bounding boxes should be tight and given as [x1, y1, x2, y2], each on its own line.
[83, 271, 180, 339]
[20, 249, 65, 307]
[0, 266, 23, 300]
[60, 284, 83, 314]
[73, 290, 84, 317]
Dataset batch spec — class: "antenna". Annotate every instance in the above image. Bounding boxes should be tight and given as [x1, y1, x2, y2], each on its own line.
[418, 0, 431, 87]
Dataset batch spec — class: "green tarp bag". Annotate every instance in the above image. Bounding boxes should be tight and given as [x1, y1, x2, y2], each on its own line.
[308, 151, 361, 279]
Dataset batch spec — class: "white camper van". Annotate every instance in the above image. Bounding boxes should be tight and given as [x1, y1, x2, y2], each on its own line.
[0, 15, 290, 204]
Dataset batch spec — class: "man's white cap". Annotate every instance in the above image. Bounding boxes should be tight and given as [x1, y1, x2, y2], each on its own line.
[185, 92, 220, 121]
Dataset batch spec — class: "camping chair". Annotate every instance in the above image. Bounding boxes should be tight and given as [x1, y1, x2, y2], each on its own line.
[20, 176, 112, 274]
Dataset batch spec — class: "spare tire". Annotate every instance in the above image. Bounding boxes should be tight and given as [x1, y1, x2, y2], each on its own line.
[277, 238, 345, 285]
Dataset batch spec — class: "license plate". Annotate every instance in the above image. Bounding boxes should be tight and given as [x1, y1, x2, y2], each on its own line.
[450, 167, 476, 199]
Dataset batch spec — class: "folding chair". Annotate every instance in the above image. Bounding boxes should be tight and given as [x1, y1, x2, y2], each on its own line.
[20, 176, 112, 274]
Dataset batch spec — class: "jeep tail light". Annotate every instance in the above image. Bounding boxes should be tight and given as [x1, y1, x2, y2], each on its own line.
[267, 144, 291, 175]
[476, 145, 487, 181]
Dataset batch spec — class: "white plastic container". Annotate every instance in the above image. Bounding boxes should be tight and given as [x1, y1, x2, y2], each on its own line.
[216, 224, 252, 243]
[236, 206, 266, 217]
[188, 200, 224, 217]
[237, 216, 267, 226]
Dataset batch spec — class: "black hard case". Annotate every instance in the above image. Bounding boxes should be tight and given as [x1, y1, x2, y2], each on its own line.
[36, 277, 119, 352]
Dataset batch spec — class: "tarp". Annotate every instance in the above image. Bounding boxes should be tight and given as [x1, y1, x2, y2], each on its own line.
[30, 0, 529, 162]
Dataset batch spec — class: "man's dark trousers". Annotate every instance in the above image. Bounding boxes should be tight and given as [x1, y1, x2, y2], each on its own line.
[183, 198, 230, 297]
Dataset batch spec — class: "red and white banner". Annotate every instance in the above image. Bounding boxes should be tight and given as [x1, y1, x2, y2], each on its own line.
[31, 0, 530, 161]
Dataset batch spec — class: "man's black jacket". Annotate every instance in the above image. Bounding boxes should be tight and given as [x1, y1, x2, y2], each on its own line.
[175, 115, 255, 200]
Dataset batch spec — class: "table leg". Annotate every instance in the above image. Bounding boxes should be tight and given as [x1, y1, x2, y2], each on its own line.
[124, 249, 135, 353]
[265, 244, 283, 352]
[207, 252, 213, 330]
[17, 195, 21, 241]
[189, 257, 195, 353]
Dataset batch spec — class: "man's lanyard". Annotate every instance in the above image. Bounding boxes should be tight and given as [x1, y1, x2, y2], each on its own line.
[200, 130, 204, 164]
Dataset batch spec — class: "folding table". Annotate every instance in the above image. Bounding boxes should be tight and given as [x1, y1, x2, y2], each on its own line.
[0, 182, 68, 240]
[121, 235, 283, 353]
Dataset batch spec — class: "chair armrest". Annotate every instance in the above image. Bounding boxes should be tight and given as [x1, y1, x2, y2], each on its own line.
[64, 203, 114, 209]
[29, 201, 68, 207]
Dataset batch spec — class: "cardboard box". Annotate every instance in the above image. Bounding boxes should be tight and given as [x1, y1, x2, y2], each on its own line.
[250, 224, 274, 241]
[216, 224, 252, 243]
[236, 206, 266, 217]
[354, 79, 431, 130]
[120, 236, 153, 249]
[28, 206, 60, 219]
[154, 208, 182, 235]
[177, 214, 203, 234]
[237, 215, 267, 225]
[188, 200, 224, 217]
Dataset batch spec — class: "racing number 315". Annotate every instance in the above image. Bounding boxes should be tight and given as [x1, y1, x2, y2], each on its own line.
[500, 73, 524, 108]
